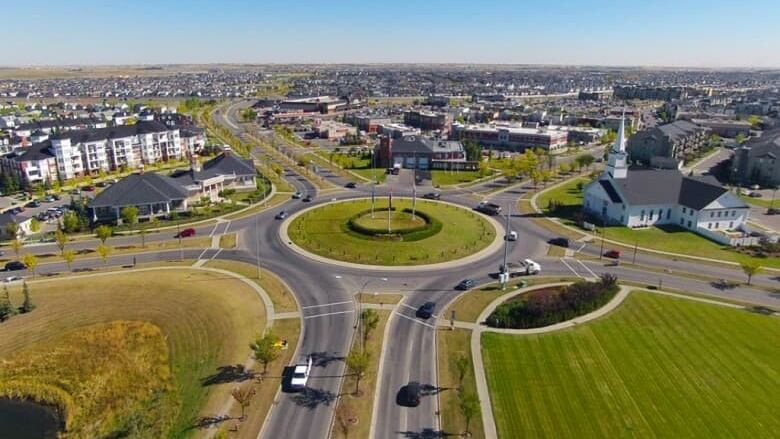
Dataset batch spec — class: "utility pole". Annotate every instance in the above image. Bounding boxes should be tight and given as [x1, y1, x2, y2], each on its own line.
[632, 241, 638, 264]
[177, 224, 183, 261]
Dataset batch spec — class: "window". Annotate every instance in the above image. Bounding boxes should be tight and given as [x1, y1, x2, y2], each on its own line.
[710, 212, 714, 218]
[680, 218, 684, 225]
[732, 210, 736, 217]
[687, 220, 692, 228]
[729, 221, 734, 228]
[708, 223, 712, 229]
[649, 210, 654, 220]
[717, 211, 721, 218]
[667, 209, 671, 219]
[682, 207, 687, 214]
[640, 210, 645, 221]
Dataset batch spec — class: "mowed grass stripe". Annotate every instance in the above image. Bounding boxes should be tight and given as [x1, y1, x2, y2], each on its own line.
[482, 291, 780, 438]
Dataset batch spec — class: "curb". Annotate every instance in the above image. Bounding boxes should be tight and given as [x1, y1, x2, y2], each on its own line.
[278, 197, 505, 272]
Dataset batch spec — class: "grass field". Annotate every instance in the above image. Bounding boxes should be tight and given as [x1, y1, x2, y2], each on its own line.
[536, 178, 780, 269]
[437, 329, 484, 438]
[204, 260, 299, 313]
[482, 291, 780, 438]
[0, 269, 267, 438]
[288, 199, 496, 265]
[432, 170, 488, 187]
[739, 194, 776, 209]
[331, 310, 391, 439]
[0, 321, 176, 437]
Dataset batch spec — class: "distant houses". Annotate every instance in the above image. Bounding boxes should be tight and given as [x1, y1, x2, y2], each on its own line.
[89, 152, 256, 223]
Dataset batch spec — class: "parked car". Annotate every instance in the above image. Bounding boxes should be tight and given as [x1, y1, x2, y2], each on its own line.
[397, 382, 422, 407]
[604, 249, 621, 259]
[504, 231, 518, 241]
[345, 182, 357, 189]
[549, 237, 570, 248]
[291, 192, 303, 199]
[4, 275, 22, 283]
[422, 192, 441, 200]
[4, 261, 26, 271]
[96, 181, 109, 188]
[82, 185, 96, 191]
[416, 301, 436, 319]
[275, 211, 289, 220]
[43, 195, 56, 202]
[25, 200, 41, 208]
[290, 355, 313, 390]
[767, 208, 779, 215]
[455, 279, 476, 290]
[176, 228, 196, 238]
[302, 194, 313, 202]
[749, 191, 762, 198]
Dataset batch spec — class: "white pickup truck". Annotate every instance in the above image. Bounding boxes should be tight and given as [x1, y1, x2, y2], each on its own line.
[501, 259, 541, 277]
[290, 355, 312, 389]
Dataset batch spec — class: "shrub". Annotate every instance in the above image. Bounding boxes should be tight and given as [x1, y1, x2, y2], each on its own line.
[487, 274, 619, 329]
[344, 208, 442, 242]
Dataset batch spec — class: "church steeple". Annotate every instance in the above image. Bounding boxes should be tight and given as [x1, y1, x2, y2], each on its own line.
[605, 110, 628, 179]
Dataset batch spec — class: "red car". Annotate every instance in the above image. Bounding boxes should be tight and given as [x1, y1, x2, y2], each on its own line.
[604, 249, 621, 259]
[82, 185, 96, 191]
[177, 228, 196, 238]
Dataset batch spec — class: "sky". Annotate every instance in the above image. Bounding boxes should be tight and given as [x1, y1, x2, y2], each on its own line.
[6, 0, 780, 67]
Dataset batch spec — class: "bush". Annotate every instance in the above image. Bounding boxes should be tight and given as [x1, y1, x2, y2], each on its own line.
[487, 274, 619, 329]
[344, 208, 442, 242]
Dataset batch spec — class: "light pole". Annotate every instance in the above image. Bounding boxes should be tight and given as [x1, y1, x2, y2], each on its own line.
[501, 205, 511, 290]
[355, 277, 388, 353]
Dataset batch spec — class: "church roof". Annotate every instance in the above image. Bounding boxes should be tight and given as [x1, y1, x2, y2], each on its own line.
[608, 168, 745, 210]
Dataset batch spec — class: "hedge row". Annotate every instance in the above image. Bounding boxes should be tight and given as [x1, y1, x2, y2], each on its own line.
[487, 274, 619, 329]
[344, 208, 442, 242]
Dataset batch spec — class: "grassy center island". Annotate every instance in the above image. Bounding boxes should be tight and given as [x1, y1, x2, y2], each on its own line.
[288, 198, 497, 265]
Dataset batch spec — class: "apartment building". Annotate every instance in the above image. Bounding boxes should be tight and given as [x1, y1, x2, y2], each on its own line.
[627, 120, 710, 168]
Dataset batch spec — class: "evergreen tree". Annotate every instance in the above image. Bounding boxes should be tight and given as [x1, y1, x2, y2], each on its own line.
[20, 281, 35, 313]
[0, 285, 15, 321]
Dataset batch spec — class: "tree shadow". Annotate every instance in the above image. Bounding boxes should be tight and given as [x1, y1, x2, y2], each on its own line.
[189, 414, 231, 430]
[396, 429, 452, 438]
[310, 351, 345, 368]
[291, 387, 337, 409]
[201, 364, 255, 386]
[709, 280, 739, 291]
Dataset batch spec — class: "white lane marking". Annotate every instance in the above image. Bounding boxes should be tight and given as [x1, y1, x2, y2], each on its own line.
[393, 311, 437, 329]
[209, 248, 223, 260]
[208, 223, 220, 237]
[575, 242, 587, 253]
[303, 309, 355, 320]
[301, 300, 354, 310]
[222, 221, 231, 234]
[576, 259, 598, 279]
[560, 258, 584, 279]
[196, 248, 210, 260]
[398, 302, 418, 312]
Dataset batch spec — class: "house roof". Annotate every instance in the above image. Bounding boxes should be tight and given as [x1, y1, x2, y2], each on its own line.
[598, 180, 623, 203]
[390, 136, 434, 155]
[3, 140, 55, 162]
[201, 153, 255, 177]
[89, 172, 188, 208]
[609, 168, 745, 210]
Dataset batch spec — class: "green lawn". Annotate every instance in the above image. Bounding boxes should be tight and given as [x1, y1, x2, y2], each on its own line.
[537, 178, 780, 268]
[739, 194, 777, 209]
[349, 167, 387, 183]
[288, 199, 495, 265]
[482, 291, 780, 438]
[432, 170, 488, 187]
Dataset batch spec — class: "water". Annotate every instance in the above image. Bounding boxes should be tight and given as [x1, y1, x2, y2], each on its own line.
[0, 397, 60, 439]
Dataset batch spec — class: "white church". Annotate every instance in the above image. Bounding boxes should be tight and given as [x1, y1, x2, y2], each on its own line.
[582, 115, 751, 245]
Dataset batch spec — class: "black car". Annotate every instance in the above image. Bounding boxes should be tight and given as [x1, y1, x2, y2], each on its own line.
[345, 182, 357, 189]
[455, 279, 476, 291]
[397, 382, 422, 407]
[416, 301, 436, 319]
[4, 261, 26, 271]
[302, 194, 313, 202]
[275, 211, 289, 220]
[549, 237, 570, 248]
[422, 192, 440, 200]
[25, 200, 41, 208]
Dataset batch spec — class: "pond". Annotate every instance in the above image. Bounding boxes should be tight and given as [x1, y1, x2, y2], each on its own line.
[0, 397, 61, 439]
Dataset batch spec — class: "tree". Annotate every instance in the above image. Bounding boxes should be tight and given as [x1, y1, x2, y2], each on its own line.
[20, 281, 35, 313]
[230, 386, 256, 421]
[361, 309, 379, 348]
[335, 401, 356, 438]
[95, 224, 113, 244]
[747, 115, 762, 128]
[458, 391, 480, 437]
[62, 249, 76, 271]
[62, 211, 80, 233]
[345, 350, 371, 396]
[23, 254, 38, 278]
[735, 133, 747, 145]
[10, 238, 23, 260]
[120, 206, 139, 226]
[740, 261, 762, 285]
[575, 154, 595, 171]
[250, 331, 279, 374]
[463, 140, 482, 162]
[4, 221, 19, 239]
[96, 244, 112, 265]
[54, 229, 69, 255]
[454, 354, 470, 390]
[0, 285, 15, 322]
[29, 218, 40, 233]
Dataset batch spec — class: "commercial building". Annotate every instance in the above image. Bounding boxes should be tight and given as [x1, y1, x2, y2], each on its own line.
[403, 110, 450, 131]
[691, 119, 751, 138]
[583, 116, 751, 246]
[627, 120, 709, 168]
[313, 120, 356, 140]
[730, 128, 780, 187]
[278, 96, 347, 114]
[345, 115, 391, 134]
[375, 135, 472, 170]
[377, 123, 421, 139]
[451, 122, 568, 152]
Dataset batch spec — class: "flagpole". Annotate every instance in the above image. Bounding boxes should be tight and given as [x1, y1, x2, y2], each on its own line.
[388, 188, 392, 233]
[371, 149, 376, 218]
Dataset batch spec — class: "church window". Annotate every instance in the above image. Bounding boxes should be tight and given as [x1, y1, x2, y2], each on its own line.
[667, 209, 671, 219]
[640, 210, 645, 221]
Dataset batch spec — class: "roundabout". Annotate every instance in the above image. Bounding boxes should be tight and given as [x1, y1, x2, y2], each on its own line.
[282, 197, 503, 269]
